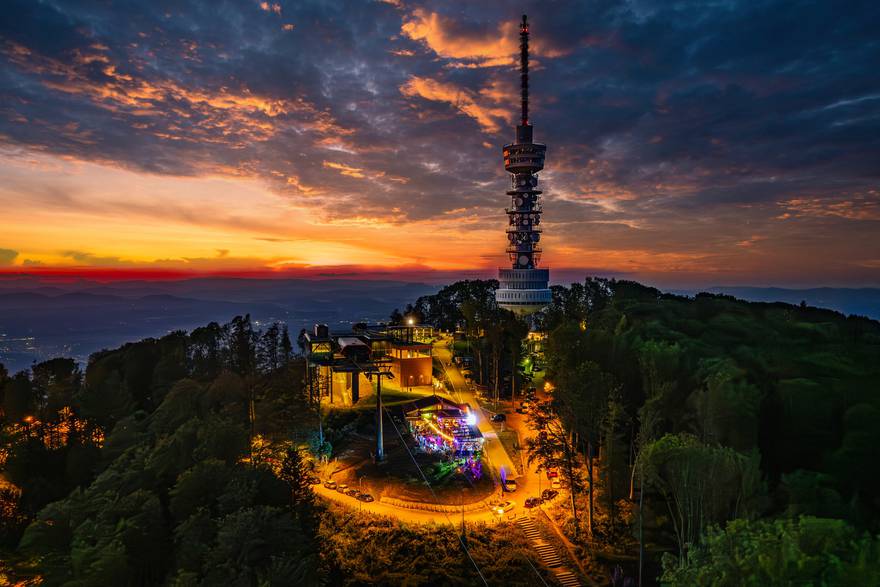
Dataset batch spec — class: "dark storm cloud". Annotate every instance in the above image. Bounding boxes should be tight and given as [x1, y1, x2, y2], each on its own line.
[0, 0, 878, 232]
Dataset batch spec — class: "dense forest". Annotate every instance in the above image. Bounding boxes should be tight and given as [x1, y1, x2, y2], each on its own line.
[402, 278, 880, 584]
[2, 278, 880, 585]
[0, 316, 540, 585]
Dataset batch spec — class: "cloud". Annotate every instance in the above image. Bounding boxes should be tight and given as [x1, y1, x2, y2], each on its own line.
[401, 9, 518, 67]
[400, 76, 508, 132]
[322, 161, 366, 179]
[0, 249, 18, 265]
[778, 192, 880, 221]
[0, 0, 878, 285]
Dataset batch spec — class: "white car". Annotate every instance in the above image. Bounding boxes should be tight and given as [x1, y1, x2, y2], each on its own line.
[551, 479, 561, 490]
[494, 500, 516, 515]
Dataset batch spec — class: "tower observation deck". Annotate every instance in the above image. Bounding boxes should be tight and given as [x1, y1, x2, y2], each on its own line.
[496, 15, 552, 315]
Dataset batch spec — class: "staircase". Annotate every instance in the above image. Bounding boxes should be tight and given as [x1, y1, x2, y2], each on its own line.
[517, 517, 581, 586]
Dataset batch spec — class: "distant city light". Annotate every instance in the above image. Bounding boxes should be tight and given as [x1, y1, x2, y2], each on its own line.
[407, 317, 414, 325]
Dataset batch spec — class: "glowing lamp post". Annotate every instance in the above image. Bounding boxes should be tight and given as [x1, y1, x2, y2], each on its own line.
[405, 316, 415, 344]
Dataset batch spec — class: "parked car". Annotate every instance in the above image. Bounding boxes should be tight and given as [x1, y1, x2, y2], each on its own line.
[515, 406, 526, 414]
[308, 475, 321, 485]
[335, 483, 349, 494]
[345, 488, 359, 497]
[524, 497, 542, 508]
[494, 500, 516, 515]
[323, 480, 337, 490]
[491, 413, 506, 423]
[503, 478, 517, 492]
[357, 493, 375, 503]
[541, 489, 559, 501]
[551, 479, 562, 490]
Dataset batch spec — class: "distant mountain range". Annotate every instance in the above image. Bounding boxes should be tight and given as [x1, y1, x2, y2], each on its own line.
[676, 286, 880, 320]
[0, 277, 438, 373]
[1, 276, 876, 374]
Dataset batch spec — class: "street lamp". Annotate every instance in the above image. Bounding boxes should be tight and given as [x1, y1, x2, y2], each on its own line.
[406, 316, 415, 344]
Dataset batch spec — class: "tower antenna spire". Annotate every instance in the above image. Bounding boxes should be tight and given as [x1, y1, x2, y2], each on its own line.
[520, 14, 529, 126]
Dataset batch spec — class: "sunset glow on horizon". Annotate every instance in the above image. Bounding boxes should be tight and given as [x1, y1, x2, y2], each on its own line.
[2, 1, 878, 288]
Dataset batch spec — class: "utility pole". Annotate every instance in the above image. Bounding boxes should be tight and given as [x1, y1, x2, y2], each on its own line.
[366, 365, 393, 462]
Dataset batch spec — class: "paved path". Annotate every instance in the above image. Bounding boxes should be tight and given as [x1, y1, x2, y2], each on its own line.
[434, 341, 518, 488]
[314, 482, 500, 524]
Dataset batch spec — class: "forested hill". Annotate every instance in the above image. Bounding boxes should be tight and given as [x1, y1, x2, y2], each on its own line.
[547, 280, 880, 494]
[405, 278, 880, 583]
[0, 315, 543, 585]
[558, 281, 880, 581]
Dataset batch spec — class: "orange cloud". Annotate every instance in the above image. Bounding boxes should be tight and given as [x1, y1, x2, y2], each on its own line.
[778, 192, 880, 221]
[259, 2, 281, 15]
[322, 161, 366, 179]
[401, 9, 517, 67]
[400, 76, 508, 132]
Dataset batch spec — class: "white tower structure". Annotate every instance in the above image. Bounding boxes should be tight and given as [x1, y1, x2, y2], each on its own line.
[496, 15, 552, 315]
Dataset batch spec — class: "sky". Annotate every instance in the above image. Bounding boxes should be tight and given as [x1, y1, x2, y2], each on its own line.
[0, 0, 878, 288]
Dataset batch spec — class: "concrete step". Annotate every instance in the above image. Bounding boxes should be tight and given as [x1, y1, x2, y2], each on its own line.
[555, 570, 581, 586]
[517, 516, 566, 569]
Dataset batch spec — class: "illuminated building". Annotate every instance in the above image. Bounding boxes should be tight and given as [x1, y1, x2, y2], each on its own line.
[302, 322, 436, 460]
[389, 339, 432, 388]
[496, 15, 552, 315]
[402, 396, 483, 455]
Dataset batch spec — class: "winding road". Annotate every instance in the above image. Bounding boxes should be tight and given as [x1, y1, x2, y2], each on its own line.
[313, 336, 557, 526]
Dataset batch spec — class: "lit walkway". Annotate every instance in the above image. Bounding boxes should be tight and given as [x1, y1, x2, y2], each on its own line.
[433, 341, 519, 486]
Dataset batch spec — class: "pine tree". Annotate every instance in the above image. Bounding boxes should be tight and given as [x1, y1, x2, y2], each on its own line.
[278, 447, 314, 510]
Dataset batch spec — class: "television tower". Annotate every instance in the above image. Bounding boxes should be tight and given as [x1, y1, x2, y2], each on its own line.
[496, 15, 552, 315]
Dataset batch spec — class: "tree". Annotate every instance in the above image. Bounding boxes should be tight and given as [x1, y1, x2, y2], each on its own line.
[258, 323, 282, 373]
[600, 387, 628, 536]
[661, 516, 880, 586]
[526, 401, 584, 540]
[690, 359, 761, 452]
[280, 325, 293, 363]
[2, 372, 33, 422]
[201, 506, 317, 586]
[190, 322, 224, 377]
[641, 433, 762, 564]
[228, 315, 257, 376]
[550, 351, 614, 537]
[31, 358, 80, 418]
[633, 341, 675, 585]
[169, 459, 232, 522]
[278, 448, 314, 512]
